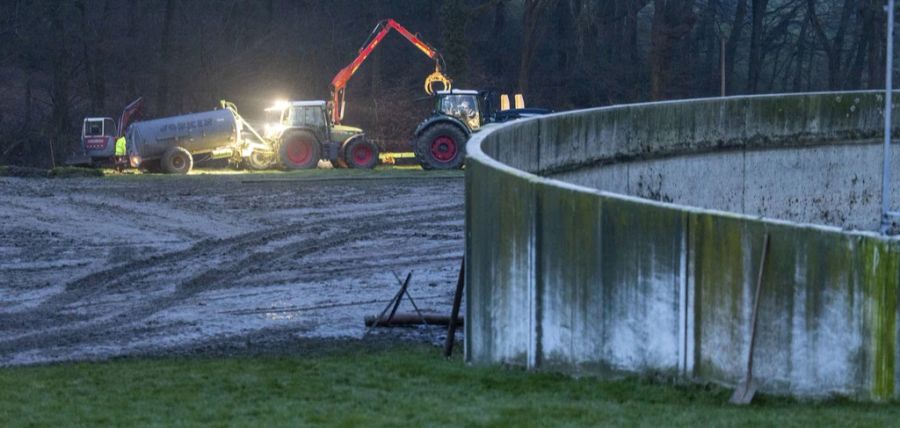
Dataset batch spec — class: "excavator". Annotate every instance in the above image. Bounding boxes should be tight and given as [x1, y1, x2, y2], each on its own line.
[329, 18, 452, 125]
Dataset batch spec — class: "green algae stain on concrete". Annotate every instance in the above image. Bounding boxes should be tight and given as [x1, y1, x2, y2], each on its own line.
[688, 213, 776, 383]
[860, 238, 899, 400]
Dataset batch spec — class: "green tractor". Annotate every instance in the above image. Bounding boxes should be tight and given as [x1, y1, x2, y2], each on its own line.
[412, 89, 551, 169]
[254, 100, 380, 170]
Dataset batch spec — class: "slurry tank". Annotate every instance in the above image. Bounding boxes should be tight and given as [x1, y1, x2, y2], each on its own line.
[465, 91, 900, 401]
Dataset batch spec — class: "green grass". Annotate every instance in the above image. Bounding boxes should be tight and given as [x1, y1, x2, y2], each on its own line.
[48, 166, 105, 178]
[1, 343, 897, 427]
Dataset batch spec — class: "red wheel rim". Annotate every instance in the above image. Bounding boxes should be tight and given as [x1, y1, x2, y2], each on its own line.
[431, 136, 457, 162]
[285, 138, 312, 165]
[351, 144, 374, 165]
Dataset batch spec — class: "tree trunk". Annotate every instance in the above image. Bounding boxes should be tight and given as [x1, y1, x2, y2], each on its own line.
[724, 0, 748, 95]
[701, 0, 720, 95]
[866, 0, 885, 89]
[649, 0, 696, 100]
[156, 0, 177, 116]
[793, 19, 808, 92]
[48, 2, 70, 166]
[807, 0, 854, 90]
[848, 2, 871, 90]
[75, 0, 108, 112]
[746, 0, 768, 93]
[518, 0, 551, 95]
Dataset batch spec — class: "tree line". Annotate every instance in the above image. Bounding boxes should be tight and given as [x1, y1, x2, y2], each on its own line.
[0, 0, 892, 166]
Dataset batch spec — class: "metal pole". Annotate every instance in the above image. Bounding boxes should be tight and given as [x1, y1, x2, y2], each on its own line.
[721, 37, 726, 97]
[882, 0, 895, 234]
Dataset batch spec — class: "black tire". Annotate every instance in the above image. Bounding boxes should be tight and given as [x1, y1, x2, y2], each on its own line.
[414, 122, 467, 170]
[246, 151, 275, 170]
[161, 146, 193, 174]
[278, 131, 320, 170]
[343, 138, 379, 169]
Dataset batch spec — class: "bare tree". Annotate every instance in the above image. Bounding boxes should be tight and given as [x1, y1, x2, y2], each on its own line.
[518, 0, 552, 94]
[156, 0, 177, 115]
[807, 0, 855, 89]
[649, 0, 696, 99]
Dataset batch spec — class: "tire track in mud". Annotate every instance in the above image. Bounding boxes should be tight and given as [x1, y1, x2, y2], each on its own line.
[0, 200, 463, 359]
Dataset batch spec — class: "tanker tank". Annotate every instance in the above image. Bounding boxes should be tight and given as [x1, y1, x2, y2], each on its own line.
[127, 109, 243, 164]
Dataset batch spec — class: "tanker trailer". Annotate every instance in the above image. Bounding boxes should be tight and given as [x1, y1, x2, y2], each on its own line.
[128, 109, 243, 174]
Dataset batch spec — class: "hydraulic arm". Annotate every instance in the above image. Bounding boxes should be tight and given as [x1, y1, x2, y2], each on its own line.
[330, 19, 451, 124]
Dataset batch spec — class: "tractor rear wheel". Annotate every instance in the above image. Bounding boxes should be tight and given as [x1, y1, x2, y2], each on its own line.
[414, 122, 466, 170]
[161, 146, 193, 174]
[344, 138, 379, 169]
[279, 131, 320, 170]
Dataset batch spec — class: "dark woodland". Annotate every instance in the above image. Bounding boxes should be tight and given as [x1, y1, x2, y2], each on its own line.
[0, 0, 893, 166]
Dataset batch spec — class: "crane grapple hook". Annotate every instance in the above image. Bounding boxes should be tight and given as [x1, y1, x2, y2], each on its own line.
[425, 64, 452, 95]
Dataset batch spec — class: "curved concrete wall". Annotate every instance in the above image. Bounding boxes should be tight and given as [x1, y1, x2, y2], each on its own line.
[465, 92, 900, 400]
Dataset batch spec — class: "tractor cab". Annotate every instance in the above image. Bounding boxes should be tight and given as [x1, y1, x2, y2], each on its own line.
[265, 100, 330, 142]
[434, 90, 481, 132]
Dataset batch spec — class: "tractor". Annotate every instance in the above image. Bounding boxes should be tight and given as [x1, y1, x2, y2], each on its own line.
[257, 100, 379, 170]
[412, 89, 551, 169]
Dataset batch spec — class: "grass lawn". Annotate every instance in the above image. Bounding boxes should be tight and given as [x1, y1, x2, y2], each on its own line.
[1, 342, 897, 427]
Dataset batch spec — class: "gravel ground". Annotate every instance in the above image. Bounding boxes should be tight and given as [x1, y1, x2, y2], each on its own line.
[0, 170, 465, 366]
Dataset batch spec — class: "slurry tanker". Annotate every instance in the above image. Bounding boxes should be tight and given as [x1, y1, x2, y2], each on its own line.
[79, 98, 375, 174]
[81, 98, 272, 174]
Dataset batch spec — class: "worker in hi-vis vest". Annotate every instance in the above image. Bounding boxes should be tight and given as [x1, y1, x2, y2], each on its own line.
[114, 135, 127, 172]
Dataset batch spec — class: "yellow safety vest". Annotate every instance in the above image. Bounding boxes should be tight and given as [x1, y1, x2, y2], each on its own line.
[115, 136, 126, 156]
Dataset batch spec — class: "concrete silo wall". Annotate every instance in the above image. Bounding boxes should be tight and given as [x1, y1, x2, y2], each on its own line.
[465, 92, 900, 400]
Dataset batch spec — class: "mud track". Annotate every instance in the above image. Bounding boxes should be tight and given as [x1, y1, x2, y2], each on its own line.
[0, 172, 464, 365]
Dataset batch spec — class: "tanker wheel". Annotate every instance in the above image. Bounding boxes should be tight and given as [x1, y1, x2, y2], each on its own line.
[344, 138, 379, 169]
[278, 131, 319, 170]
[161, 146, 193, 174]
[414, 123, 466, 170]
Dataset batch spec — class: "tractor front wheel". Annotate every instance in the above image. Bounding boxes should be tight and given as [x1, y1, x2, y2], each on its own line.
[246, 151, 275, 170]
[343, 138, 379, 169]
[414, 123, 466, 170]
[278, 131, 320, 170]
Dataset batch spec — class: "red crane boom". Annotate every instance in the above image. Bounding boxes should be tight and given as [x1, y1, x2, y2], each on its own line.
[330, 19, 450, 124]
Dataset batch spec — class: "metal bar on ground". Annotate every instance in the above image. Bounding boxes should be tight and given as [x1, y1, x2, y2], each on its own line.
[402, 287, 429, 326]
[443, 258, 465, 357]
[387, 272, 413, 322]
[390, 271, 429, 325]
[363, 282, 405, 336]
[364, 313, 463, 327]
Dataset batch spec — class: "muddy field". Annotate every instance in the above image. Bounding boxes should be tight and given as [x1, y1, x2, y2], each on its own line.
[0, 170, 465, 366]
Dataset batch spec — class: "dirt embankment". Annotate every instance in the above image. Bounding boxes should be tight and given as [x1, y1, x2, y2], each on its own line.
[0, 172, 464, 365]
